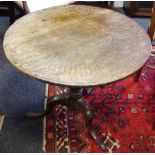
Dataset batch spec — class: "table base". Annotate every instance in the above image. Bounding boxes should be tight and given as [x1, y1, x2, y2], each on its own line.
[25, 88, 106, 151]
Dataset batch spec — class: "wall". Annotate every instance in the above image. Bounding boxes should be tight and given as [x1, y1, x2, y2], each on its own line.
[114, 1, 124, 7]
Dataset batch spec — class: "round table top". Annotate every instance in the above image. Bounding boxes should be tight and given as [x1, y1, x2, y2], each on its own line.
[3, 5, 151, 87]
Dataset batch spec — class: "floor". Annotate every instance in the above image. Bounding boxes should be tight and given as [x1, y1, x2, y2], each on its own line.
[0, 7, 152, 152]
[0, 17, 45, 152]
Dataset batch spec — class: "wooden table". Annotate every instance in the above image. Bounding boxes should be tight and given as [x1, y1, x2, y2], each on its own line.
[3, 5, 151, 150]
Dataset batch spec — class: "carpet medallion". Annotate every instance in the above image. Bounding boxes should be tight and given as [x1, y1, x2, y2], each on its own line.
[45, 52, 155, 153]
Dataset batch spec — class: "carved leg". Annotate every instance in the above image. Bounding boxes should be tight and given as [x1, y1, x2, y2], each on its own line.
[25, 94, 70, 117]
[133, 68, 142, 82]
[25, 87, 106, 151]
[77, 99, 106, 151]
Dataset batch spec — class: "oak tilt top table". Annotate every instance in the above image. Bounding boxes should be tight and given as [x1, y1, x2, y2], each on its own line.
[3, 5, 151, 150]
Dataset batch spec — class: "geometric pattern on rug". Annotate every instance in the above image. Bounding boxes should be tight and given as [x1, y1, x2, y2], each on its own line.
[45, 51, 155, 153]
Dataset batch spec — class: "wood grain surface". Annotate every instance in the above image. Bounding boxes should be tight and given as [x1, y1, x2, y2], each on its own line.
[3, 5, 151, 86]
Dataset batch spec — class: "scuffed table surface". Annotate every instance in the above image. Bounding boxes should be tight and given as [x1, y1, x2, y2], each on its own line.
[3, 5, 151, 86]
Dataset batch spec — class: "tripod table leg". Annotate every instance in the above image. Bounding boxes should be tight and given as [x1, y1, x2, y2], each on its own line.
[78, 98, 106, 151]
[25, 94, 70, 117]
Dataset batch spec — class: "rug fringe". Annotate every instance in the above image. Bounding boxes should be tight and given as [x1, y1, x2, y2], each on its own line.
[42, 84, 49, 152]
[0, 109, 4, 131]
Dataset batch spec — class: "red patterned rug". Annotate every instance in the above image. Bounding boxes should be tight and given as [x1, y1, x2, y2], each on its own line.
[45, 49, 155, 153]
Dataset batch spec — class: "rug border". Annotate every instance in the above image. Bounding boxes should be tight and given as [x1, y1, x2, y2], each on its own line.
[42, 84, 48, 152]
